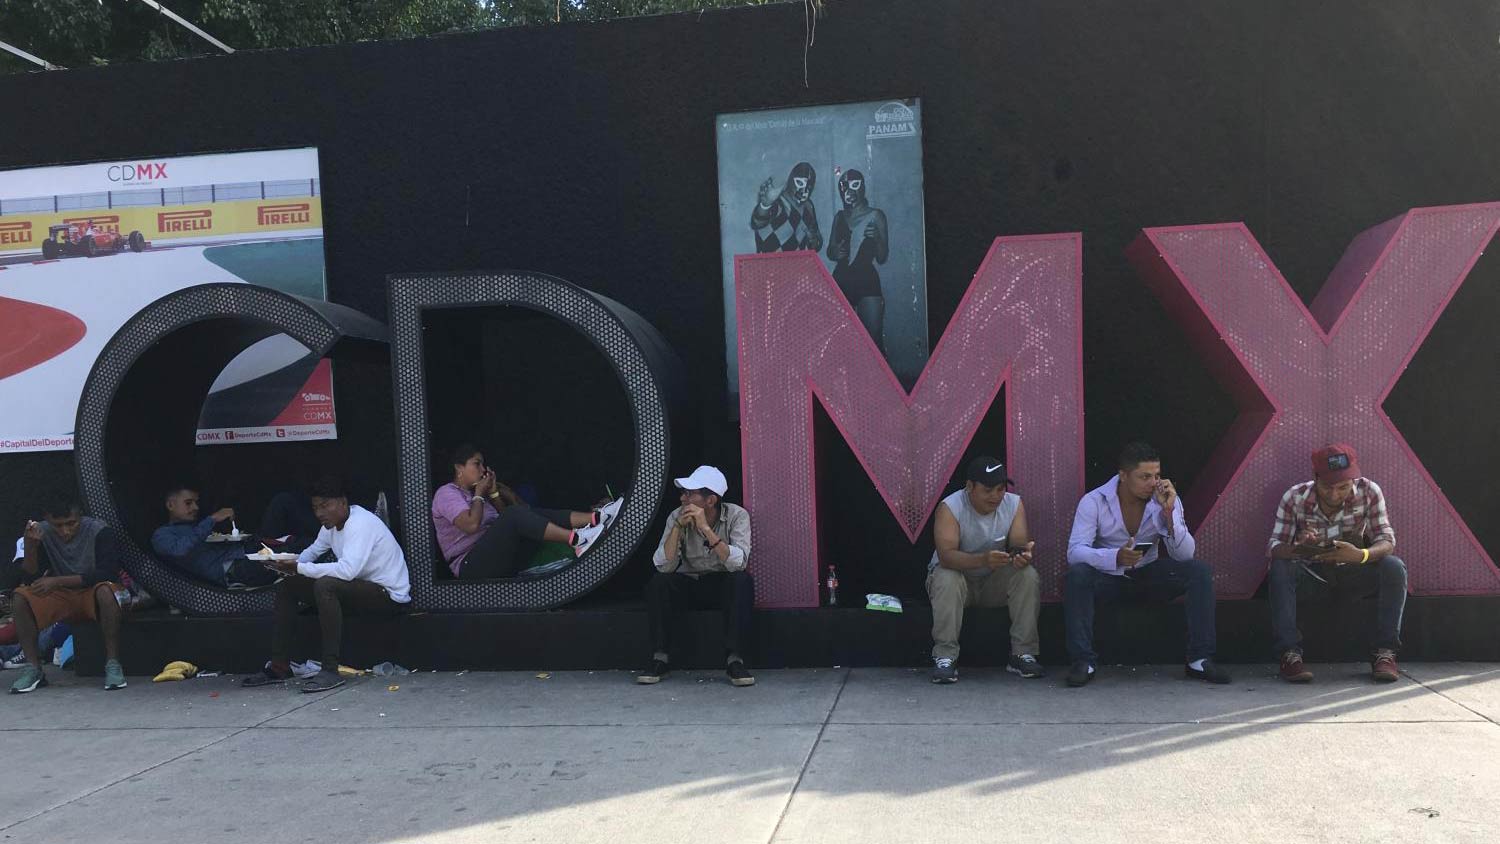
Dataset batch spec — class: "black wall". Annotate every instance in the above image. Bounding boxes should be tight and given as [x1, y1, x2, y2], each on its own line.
[2, 0, 1497, 605]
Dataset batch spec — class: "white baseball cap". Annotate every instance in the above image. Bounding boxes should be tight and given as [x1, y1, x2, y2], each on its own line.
[673, 465, 728, 496]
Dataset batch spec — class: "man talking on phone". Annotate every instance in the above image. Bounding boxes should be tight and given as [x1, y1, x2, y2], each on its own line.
[1063, 441, 1229, 687]
[1266, 444, 1404, 684]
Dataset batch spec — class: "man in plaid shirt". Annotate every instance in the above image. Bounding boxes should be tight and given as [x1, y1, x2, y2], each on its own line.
[1266, 443, 1406, 684]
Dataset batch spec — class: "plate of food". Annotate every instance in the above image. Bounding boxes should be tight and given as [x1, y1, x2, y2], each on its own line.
[207, 531, 249, 543]
[245, 547, 298, 562]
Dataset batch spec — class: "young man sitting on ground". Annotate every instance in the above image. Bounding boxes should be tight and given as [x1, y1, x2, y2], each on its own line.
[637, 465, 755, 687]
[431, 442, 618, 580]
[151, 484, 278, 588]
[4, 497, 128, 693]
[242, 476, 412, 693]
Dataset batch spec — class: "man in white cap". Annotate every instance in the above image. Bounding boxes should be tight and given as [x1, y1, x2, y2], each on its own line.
[637, 465, 755, 687]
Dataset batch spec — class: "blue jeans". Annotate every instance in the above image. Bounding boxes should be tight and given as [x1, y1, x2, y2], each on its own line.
[1064, 558, 1217, 665]
[1269, 555, 1406, 654]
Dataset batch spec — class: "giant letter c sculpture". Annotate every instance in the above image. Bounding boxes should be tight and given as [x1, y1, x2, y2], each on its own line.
[74, 283, 389, 615]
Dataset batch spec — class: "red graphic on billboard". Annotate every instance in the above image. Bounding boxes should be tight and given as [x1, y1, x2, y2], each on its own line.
[0, 297, 86, 380]
[268, 359, 336, 427]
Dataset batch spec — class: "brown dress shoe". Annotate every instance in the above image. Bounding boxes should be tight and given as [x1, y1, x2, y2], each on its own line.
[1279, 651, 1314, 683]
[1371, 649, 1399, 683]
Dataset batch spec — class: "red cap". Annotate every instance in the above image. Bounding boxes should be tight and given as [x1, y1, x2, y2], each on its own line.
[1311, 443, 1360, 483]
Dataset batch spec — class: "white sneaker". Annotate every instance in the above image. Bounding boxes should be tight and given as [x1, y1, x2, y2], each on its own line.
[596, 497, 624, 530]
[571, 523, 605, 557]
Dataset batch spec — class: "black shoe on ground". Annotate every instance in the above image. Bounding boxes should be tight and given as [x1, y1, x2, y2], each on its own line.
[1006, 653, 1046, 679]
[1066, 662, 1094, 687]
[727, 661, 755, 687]
[300, 669, 346, 693]
[241, 666, 290, 688]
[1185, 658, 1232, 684]
[636, 659, 669, 684]
[931, 657, 958, 684]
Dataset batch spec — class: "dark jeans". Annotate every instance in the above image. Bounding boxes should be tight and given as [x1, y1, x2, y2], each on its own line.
[646, 570, 755, 664]
[1064, 558, 1217, 665]
[260, 490, 321, 551]
[1269, 555, 1407, 655]
[271, 575, 406, 668]
[225, 557, 279, 588]
[456, 504, 573, 579]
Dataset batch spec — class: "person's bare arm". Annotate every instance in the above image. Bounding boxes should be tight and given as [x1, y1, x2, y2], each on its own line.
[935, 504, 1003, 571]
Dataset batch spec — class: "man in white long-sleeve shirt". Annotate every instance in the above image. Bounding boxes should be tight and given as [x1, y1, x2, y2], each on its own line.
[636, 465, 754, 688]
[1063, 441, 1229, 688]
[243, 476, 411, 693]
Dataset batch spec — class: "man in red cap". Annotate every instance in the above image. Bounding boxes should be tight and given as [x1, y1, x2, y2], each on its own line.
[1266, 444, 1406, 683]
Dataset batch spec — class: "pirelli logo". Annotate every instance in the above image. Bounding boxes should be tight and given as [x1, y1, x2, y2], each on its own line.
[63, 215, 121, 233]
[257, 202, 312, 226]
[0, 221, 32, 245]
[158, 209, 213, 233]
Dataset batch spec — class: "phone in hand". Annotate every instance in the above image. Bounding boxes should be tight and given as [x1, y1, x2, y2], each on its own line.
[1132, 542, 1155, 554]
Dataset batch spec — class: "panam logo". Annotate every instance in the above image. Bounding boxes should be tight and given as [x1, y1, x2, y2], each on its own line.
[258, 202, 312, 226]
[0, 220, 32, 245]
[63, 215, 121, 233]
[158, 209, 213, 233]
[302, 392, 332, 403]
[867, 101, 918, 140]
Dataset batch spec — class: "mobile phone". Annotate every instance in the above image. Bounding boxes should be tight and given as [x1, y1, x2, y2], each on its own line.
[1132, 543, 1155, 554]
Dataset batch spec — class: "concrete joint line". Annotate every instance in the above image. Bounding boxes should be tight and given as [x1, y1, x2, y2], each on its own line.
[768, 666, 851, 843]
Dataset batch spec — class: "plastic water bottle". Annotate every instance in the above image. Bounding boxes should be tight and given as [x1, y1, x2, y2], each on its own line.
[826, 566, 839, 606]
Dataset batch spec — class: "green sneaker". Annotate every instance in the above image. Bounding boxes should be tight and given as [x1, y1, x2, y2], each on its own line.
[10, 664, 47, 694]
[104, 659, 127, 690]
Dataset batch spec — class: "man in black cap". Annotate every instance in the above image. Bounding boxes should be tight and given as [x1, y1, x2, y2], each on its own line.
[925, 455, 1042, 684]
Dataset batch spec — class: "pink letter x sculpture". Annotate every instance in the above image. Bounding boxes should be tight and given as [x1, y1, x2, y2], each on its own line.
[1127, 204, 1500, 597]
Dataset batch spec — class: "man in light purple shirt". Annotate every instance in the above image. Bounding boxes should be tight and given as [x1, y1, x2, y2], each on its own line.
[1063, 441, 1228, 687]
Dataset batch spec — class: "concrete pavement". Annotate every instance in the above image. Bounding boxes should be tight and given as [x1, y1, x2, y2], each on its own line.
[2, 663, 1498, 843]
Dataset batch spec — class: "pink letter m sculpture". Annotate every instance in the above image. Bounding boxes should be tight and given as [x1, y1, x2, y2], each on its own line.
[1127, 204, 1500, 598]
[736, 236, 1084, 607]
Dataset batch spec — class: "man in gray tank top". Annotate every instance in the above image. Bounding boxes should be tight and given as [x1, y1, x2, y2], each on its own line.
[926, 456, 1043, 683]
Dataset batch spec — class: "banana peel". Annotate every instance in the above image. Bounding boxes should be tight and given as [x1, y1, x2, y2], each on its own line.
[152, 660, 199, 682]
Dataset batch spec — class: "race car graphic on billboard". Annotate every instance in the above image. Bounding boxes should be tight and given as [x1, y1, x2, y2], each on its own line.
[0, 147, 336, 453]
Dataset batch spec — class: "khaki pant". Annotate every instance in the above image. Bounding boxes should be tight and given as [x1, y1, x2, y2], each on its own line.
[927, 564, 1040, 661]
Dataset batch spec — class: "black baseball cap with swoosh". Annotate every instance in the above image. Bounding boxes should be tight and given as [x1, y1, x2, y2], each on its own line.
[965, 455, 1014, 487]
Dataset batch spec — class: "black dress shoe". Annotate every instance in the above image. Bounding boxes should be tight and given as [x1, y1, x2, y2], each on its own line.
[1066, 662, 1094, 687]
[636, 659, 669, 684]
[1185, 658, 1232, 684]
